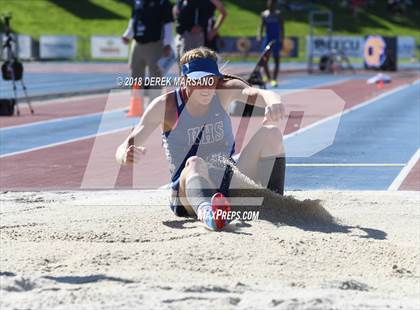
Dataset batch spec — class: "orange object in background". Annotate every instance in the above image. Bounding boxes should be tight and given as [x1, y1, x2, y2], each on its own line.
[127, 83, 143, 117]
[376, 80, 385, 89]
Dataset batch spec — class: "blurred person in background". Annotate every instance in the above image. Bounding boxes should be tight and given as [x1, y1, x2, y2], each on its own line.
[350, 0, 366, 17]
[122, 0, 174, 83]
[204, 1, 221, 52]
[258, 0, 284, 88]
[387, 0, 409, 15]
[174, 0, 227, 63]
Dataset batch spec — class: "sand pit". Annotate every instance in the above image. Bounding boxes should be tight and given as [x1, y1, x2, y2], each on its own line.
[0, 190, 419, 309]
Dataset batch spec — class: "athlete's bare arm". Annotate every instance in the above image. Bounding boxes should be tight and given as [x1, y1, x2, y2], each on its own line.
[172, 2, 179, 19]
[208, 0, 227, 41]
[218, 78, 284, 121]
[115, 93, 169, 165]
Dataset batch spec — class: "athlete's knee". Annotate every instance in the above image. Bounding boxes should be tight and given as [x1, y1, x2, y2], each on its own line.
[186, 156, 205, 166]
[260, 125, 283, 142]
[181, 156, 210, 189]
[258, 126, 285, 156]
[185, 156, 208, 173]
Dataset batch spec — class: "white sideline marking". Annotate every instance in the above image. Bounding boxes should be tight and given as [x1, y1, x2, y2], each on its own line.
[0, 93, 110, 121]
[288, 163, 405, 167]
[1, 76, 345, 130]
[158, 163, 405, 189]
[0, 126, 133, 159]
[2, 79, 418, 161]
[20, 92, 108, 107]
[0, 108, 127, 131]
[284, 79, 420, 139]
[158, 81, 420, 191]
[274, 76, 352, 94]
[388, 148, 420, 191]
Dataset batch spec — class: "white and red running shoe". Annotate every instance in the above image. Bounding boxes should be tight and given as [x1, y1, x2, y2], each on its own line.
[198, 192, 231, 231]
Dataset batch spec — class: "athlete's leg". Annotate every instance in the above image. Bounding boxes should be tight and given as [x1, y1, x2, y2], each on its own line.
[145, 40, 163, 80]
[273, 56, 280, 82]
[232, 125, 285, 194]
[177, 156, 230, 230]
[270, 42, 280, 87]
[144, 40, 164, 101]
[129, 41, 146, 80]
[178, 156, 215, 215]
[263, 62, 271, 81]
[175, 34, 184, 73]
[262, 38, 271, 81]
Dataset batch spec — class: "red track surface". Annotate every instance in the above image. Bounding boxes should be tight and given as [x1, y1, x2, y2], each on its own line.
[0, 94, 125, 128]
[399, 160, 419, 191]
[1, 73, 418, 190]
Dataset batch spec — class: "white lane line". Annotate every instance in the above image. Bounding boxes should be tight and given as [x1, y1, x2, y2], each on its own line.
[0, 126, 133, 159]
[288, 163, 405, 167]
[284, 79, 420, 139]
[2, 79, 418, 160]
[7, 92, 108, 108]
[1, 75, 347, 130]
[388, 148, 420, 191]
[158, 163, 406, 189]
[0, 108, 127, 131]
[273, 76, 352, 95]
[155, 79, 418, 191]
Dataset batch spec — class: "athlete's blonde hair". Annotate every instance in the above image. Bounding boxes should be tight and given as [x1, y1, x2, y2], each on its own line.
[180, 47, 218, 65]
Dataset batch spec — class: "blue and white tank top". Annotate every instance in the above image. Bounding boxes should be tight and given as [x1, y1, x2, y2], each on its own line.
[162, 88, 235, 183]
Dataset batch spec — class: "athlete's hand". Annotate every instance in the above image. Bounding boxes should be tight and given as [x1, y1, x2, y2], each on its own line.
[162, 45, 172, 57]
[263, 103, 285, 125]
[125, 144, 147, 165]
[121, 36, 130, 45]
[191, 25, 203, 34]
[207, 29, 218, 41]
[116, 138, 147, 165]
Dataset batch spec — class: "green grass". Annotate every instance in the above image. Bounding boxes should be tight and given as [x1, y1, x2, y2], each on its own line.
[0, 0, 418, 61]
[0, 0, 132, 59]
[0, 0, 131, 37]
[221, 0, 420, 37]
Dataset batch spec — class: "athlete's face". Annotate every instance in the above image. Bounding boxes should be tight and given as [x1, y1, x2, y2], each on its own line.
[186, 76, 219, 106]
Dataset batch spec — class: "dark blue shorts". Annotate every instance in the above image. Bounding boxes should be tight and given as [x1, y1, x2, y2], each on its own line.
[263, 38, 282, 59]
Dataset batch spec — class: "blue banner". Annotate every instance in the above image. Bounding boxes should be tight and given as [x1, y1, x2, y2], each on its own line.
[219, 36, 299, 57]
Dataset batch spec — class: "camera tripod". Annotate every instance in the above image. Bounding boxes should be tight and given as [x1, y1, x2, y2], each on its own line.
[1, 14, 34, 115]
